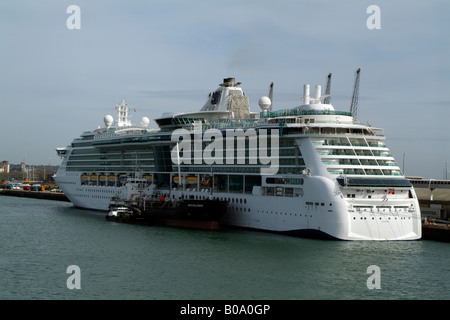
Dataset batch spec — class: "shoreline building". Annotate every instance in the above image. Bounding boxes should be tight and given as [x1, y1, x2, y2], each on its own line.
[0, 161, 10, 173]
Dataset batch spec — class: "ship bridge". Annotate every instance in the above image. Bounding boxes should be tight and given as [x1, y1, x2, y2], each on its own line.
[200, 77, 250, 117]
[155, 77, 253, 129]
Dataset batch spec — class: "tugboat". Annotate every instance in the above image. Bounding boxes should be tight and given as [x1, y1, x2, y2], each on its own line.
[106, 176, 227, 230]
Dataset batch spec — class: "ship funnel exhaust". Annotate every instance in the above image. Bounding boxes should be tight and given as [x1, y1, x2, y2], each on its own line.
[303, 84, 310, 105]
[314, 85, 322, 102]
[301, 83, 331, 108]
[221, 78, 236, 87]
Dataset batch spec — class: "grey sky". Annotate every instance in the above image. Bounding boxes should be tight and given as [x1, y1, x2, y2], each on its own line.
[1, 0, 449, 179]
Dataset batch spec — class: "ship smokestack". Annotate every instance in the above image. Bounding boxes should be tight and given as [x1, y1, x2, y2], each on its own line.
[314, 85, 322, 102]
[221, 78, 236, 87]
[303, 84, 310, 105]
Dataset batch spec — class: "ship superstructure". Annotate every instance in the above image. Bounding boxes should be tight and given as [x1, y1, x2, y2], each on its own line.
[54, 76, 421, 240]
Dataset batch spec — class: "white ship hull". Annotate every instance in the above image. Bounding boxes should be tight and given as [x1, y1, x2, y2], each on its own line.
[54, 171, 421, 241]
[54, 76, 422, 241]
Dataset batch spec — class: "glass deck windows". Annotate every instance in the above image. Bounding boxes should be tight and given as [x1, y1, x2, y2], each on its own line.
[336, 177, 412, 187]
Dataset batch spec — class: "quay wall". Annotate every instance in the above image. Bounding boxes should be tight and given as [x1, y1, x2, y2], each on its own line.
[421, 223, 450, 242]
[0, 189, 69, 202]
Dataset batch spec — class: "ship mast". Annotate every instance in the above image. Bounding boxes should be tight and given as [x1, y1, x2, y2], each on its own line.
[116, 98, 131, 127]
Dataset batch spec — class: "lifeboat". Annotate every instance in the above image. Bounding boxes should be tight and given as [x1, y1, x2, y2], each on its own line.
[173, 176, 198, 184]
[99, 175, 106, 180]
[173, 176, 182, 184]
[187, 176, 198, 184]
[90, 174, 97, 179]
[81, 174, 89, 180]
[108, 175, 116, 181]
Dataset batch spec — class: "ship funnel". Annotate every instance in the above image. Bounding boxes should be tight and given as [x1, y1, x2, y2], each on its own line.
[303, 84, 310, 105]
[314, 85, 322, 102]
[298, 83, 334, 111]
[220, 78, 237, 87]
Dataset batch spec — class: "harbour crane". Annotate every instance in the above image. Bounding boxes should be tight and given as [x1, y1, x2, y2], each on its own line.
[268, 82, 273, 111]
[350, 68, 361, 119]
[324, 73, 332, 104]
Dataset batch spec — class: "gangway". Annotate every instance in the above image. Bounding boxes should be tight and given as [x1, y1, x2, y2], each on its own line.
[409, 179, 450, 201]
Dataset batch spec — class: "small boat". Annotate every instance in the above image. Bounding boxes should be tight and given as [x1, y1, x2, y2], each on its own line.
[106, 203, 147, 224]
[107, 205, 135, 217]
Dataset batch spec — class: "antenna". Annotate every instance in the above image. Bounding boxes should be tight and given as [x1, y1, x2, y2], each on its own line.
[324, 73, 332, 104]
[350, 68, 361, 119]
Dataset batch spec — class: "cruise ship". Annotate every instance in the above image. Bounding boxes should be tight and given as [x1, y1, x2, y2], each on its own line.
[54, 75, 421, 240]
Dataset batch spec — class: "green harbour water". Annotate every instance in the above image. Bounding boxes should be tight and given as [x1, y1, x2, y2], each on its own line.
[0, 195, 449, 300]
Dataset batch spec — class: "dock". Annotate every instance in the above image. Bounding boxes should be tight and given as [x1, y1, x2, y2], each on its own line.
[0, 189, 69, 202]
[421, 223, 450, 242]
[414, 182, 450, 243]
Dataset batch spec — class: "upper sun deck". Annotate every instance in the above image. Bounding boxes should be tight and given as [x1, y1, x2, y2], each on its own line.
[260, 108, 352, 118]
[70, 76, 381, 143]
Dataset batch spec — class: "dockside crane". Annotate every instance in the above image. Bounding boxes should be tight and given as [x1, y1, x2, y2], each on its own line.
[268, 82, 273, 111]
[350, 68, 361, 119]
[324, 73, 332, 104]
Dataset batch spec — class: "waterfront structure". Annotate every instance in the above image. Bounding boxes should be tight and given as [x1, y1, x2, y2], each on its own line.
[0, 161, 9, 173]
[54, 76, 421, 240]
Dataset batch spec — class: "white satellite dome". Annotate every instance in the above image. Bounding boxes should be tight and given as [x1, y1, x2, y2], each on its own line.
[140, 116, 150, 127]
[258, 96, 271, 111]
[104, 115, 114, 127]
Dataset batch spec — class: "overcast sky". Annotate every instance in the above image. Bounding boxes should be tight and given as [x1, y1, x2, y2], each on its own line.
[1, 0, 449, 179]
